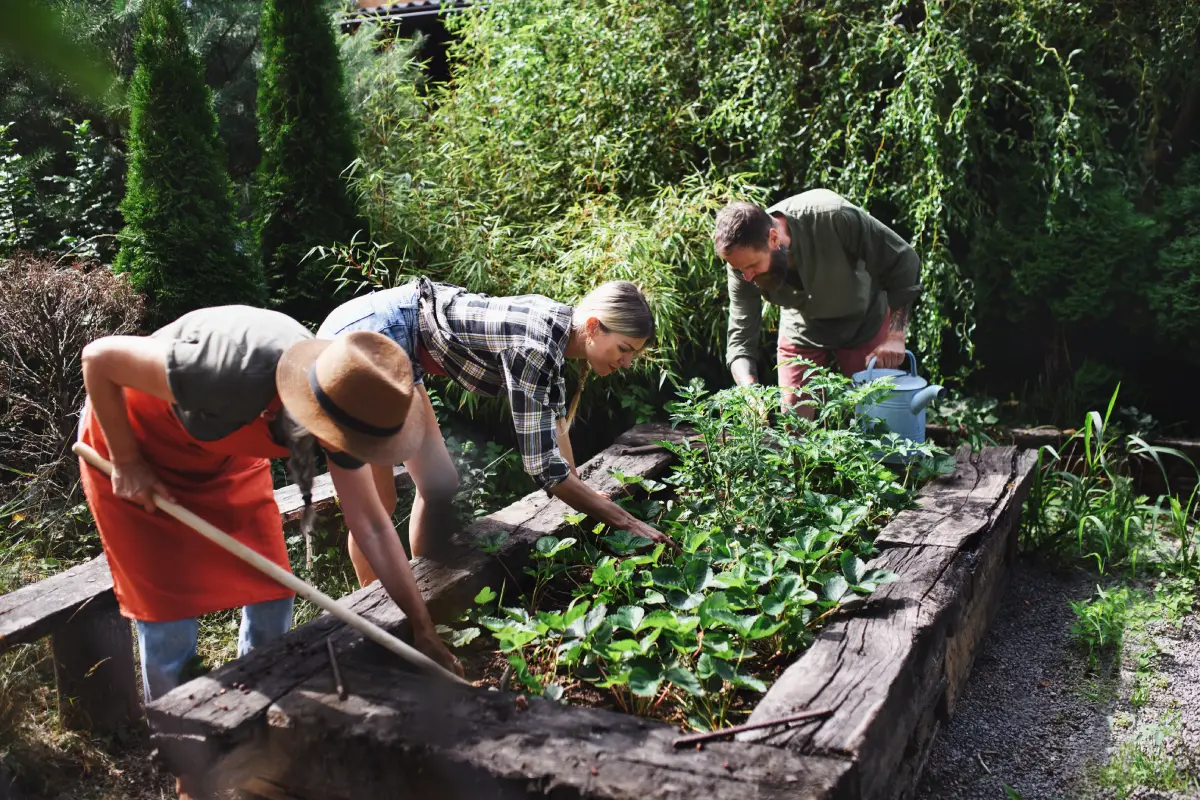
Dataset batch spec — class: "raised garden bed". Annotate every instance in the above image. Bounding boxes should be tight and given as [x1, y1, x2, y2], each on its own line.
[148, 414, 1036, 800]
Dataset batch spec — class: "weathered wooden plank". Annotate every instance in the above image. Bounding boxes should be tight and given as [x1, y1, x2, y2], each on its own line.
[0, 555, 114, 652]
[149, 423, 687, 777]
[188, 662, 853, 800]
[739, 447, 1037, 800]
[940, 451, 1037, 716]
[877, 448, 1017, 550]
[274, 465, 412, 523]
[51, 602, 140, 734]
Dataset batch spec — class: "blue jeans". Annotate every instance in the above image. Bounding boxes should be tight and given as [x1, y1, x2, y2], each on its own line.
[318, 281, 425, 385]
[134, 596, 295, 703]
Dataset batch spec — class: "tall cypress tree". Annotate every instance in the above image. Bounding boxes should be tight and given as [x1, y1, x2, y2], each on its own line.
[113, 0, 265, 326]
[256, 0, 361, 324]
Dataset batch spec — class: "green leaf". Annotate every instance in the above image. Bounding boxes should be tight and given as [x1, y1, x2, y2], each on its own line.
[475, 531, 510, 553]
[861, 568, 899, 587]
[640, 609, 681, 630]
[698, 591, 730, 627]
[747, 617, 786, 640]
[651, 566, 685, 588]
[643, 589, 667, 605]
[774, 574, 802, 599]
[705, 609, 760, 636]
[667, 589, 704, 611]
[683, 555, 714, 592]
[840, 552, 867, 584]
[609, 605, 646, 632]
[439, 626, 480, 648]
[761, 595, 785, 617]
[583, 602, 609, 635]
[734, 671, 768, 693]
[474, 586, 497, 605]
[665, 666, 705, 697]
[591, 558, 618, 587]
[823, 575, 850, 603]
[629, 666, 663, 697]
[535, 536, 578, 558]
[795, 589, 819, 605]
[604, 529, 654, 555]
[564, 599, 590, 627]
[563, 511, 587, 525]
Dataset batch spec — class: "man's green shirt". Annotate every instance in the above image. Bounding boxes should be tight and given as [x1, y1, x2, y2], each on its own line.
[725, 189, 923, 367]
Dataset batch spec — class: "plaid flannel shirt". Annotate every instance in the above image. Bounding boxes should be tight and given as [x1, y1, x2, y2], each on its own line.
[415, 278, 573, 491]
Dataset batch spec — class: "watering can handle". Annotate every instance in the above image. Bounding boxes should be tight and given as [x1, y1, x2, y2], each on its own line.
[865, 350, 918, 380]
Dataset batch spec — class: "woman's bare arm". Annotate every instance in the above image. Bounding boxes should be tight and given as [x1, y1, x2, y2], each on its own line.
[329, 462, 464, 677]
[80, 336, 177, 511]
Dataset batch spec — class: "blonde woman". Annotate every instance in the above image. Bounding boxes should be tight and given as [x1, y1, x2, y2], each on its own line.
[318, 277, 671, 585]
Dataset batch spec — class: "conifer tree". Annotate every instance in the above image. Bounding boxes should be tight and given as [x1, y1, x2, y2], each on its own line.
[114, 0, 265, 326]
[256, 0, 361, 324]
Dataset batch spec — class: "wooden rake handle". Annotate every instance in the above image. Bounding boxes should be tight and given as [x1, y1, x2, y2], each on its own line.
[73, 441, 468, 686]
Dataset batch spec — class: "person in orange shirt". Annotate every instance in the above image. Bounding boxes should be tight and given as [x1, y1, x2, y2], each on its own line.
[77, 305, 463, 720]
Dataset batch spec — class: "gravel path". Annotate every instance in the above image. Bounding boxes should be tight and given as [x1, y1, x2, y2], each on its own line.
[918, 557, 1112, 800]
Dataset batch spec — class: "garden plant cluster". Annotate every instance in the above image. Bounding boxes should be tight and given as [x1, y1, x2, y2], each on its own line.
[447, 369, 949, 731]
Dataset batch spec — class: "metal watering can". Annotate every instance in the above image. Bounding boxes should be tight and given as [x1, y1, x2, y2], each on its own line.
[851, 350, 942, 448]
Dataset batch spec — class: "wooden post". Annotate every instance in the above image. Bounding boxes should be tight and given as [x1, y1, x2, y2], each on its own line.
[51, 601, 140, 734]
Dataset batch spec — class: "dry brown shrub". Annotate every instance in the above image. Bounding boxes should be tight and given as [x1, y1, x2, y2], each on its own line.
[0, 253, 144, 507]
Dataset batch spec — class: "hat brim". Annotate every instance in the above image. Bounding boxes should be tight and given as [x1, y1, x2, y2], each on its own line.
[276, 338, 426, 466]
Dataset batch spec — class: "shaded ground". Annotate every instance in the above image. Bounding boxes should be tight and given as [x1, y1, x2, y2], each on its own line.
[919, 557, 1113, 799]
[919, 557, 1200, 800]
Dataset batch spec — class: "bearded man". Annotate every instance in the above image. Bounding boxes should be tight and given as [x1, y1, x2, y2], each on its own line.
[713, 189, 924, 417]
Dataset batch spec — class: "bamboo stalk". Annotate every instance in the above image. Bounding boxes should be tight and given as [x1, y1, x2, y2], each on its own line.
[73, 441, 468, 685]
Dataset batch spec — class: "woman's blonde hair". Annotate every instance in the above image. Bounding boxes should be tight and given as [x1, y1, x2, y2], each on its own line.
[567, 281, 655, 426]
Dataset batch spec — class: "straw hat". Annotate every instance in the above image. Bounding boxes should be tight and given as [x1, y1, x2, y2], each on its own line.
[276, 331, 425, 464]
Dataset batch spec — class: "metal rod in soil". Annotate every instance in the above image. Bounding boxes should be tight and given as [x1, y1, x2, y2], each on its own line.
[671, 708, 834, 748]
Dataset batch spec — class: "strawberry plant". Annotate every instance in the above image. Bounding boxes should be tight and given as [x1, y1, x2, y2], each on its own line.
[452, 368, 945, 730]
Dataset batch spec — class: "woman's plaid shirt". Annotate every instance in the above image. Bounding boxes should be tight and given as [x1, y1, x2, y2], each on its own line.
[416, 278, 573, 490]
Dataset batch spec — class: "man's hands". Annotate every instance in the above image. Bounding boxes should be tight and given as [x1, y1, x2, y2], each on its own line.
[415, 627, 466, 679]
[867, 332, 907, 370]
[111, 455, 174, 513]
[868, 306, 911, 370]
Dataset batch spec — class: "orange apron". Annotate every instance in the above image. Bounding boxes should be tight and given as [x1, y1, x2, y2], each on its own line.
[79, 390, 294, 622]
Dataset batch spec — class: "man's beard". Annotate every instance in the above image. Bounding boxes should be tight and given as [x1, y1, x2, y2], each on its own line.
[752, 244, 789, 292]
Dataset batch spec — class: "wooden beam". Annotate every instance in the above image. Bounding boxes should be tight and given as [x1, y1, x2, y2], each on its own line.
[0, 555, 115, 652]
[274, 465, 411, 523]
[51, 601, 140, 734]
[148, 423, 691, 789]
[739, 449, 1038, 800]
[217, 664, 854, 800]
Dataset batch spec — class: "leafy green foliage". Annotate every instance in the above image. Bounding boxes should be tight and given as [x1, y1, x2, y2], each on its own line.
[1023, 386, 1200, 575]
[256, 0, 361, 324]
[113, 0, 265, 326]
[928, 393, 999, 452]
[1069, 584, 1130, 664]
[454, 366, 939, 729]
[0, 123, 35, 255]
[333, 0, 1200, 430]
[39, 119, 123, 261]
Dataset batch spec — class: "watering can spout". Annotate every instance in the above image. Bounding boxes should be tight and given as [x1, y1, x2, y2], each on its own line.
[910, 385, 943, 414]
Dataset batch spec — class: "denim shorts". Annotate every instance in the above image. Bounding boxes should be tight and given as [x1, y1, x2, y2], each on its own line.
[318, 282, 425, 385]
